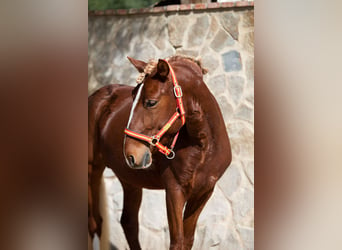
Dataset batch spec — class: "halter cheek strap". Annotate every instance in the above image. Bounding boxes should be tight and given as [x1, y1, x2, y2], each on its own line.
[124, 59, 185, 159]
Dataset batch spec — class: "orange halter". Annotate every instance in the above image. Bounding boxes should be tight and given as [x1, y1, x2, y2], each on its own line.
[124, 60, 185, 159]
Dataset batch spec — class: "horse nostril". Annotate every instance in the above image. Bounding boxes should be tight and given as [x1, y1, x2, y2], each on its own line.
[128, 155, 135, 166]
[143, 152, 151, 166]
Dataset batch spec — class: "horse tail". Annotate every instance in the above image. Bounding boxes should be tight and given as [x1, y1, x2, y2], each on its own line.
[88, 174, 111, 250]
[99, 173, 111, 250]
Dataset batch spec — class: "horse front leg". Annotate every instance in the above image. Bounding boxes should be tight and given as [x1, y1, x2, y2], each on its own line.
[182, 188, 214, 250]
[120, 182, 143, 250]
[166, 187, 186, 250]
[163, 169, 186, 250]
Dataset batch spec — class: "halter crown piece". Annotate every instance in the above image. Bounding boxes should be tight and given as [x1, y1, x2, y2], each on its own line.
[124, 59, 185, 159]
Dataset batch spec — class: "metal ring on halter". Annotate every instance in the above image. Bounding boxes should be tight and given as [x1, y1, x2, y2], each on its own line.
[150, 136, 160, 146]
[175, 107, 180, 114]
[166, 150, 175, 160]
[174, 85, 183, 98]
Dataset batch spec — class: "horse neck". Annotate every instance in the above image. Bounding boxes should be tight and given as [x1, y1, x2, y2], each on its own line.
[175, 68, 228, 149]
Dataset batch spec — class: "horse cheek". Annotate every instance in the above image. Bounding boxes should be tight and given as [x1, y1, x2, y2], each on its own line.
[143, 112, 153, 129]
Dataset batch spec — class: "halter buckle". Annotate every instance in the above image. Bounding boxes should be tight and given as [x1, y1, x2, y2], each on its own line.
[174, 85, 183, 98]
[150, 136, 160, 146]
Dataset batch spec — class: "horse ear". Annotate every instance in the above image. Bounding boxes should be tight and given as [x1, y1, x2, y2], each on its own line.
[127, 57, 147, 73]
[157, 59, 169, 79]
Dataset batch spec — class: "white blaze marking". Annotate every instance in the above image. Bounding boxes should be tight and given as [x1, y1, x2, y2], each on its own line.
[126, 83, 144, 129]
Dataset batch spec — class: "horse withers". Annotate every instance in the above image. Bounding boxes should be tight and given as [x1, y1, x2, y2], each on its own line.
[88, 56, 232, 250]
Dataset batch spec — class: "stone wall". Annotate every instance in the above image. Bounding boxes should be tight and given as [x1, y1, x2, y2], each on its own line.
[88, 3, 254, 249]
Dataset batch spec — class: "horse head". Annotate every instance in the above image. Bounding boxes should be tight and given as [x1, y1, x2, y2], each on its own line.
[123, 57, 185, 169]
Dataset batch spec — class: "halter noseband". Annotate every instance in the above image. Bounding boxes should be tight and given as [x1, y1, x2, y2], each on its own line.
[124, 60, 185, 159]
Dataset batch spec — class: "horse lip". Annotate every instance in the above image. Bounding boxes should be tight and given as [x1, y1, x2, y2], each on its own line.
[140, 159, 152, 169]
[128, 159, 152, 170]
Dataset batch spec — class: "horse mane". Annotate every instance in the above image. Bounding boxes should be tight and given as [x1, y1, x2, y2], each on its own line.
[136, 59, 158, 83]
[136, 55, 208, 83]
[165, 56, 211, 155]
[166, 55, 208, 75]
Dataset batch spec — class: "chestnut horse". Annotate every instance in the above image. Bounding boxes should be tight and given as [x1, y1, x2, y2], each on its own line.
[88, 56, 232, 250]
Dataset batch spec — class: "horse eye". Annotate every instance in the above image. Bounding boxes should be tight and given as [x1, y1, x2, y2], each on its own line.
[145, 100, 158, 108]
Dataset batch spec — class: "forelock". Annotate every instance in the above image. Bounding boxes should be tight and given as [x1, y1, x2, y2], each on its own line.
[136, 59, 157, 83]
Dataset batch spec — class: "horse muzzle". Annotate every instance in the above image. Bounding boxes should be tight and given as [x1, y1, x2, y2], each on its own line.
[124, 140, 152, 169]
[127, 151, 151, 169]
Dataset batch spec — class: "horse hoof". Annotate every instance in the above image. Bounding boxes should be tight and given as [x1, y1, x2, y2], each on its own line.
[88, 217, 97, 235]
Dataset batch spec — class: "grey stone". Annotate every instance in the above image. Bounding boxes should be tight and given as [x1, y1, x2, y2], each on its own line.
[220, 227, 244, 250]
[210, 29, 235, 52]
[218, 162, 243, 199]
[187, 15, 210, 47]
[207, 74, 227, 97]
[207, 15, 220, 40]
[140, 190, 167, 231]
[143, 16, 168, 50]
[239, 209, 254, 228]
[242, 10, 254, 28]
[235, 104, 254, 123]
[242, 31, 254, 54]
[93, 45, 116, 86]
[199, 187, 232, 223]
[111, 49, 125, 66]
[88, 57, 94, 80]
[228, 122, 254, 158]
[108, 179, 123, 210]
[121, 66, 138, 86]
[237, 226, 254, 250]
[244, 161, 254, 185]
[132, 41, 157, 62]
[88, 77, 104, 95]
[193, 225, 207, 249]
[201, 54, 219, 74]
[245, 56, 254, 85]
[228, 75, 245, 105]
[157, 46, 176, 60]
[113, 20, 138, 51]
[217, 95, 234, 125]
[139, 227, 169, 250]
[204, 222, 228, 249]
[89, 17, 113, 44]
[196, 188, 232, 249]
[144, 16, 167, 38]
[246, 90, 254, 106]
[200, 46, 219, 74]
[222, 51, 242, 72]
[219, 12, 240, 40]
[107, 18, 123, 42]
[175, 48, 199, 58]
[232, 188, 254, 224]
[168, 15, 188, 48]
